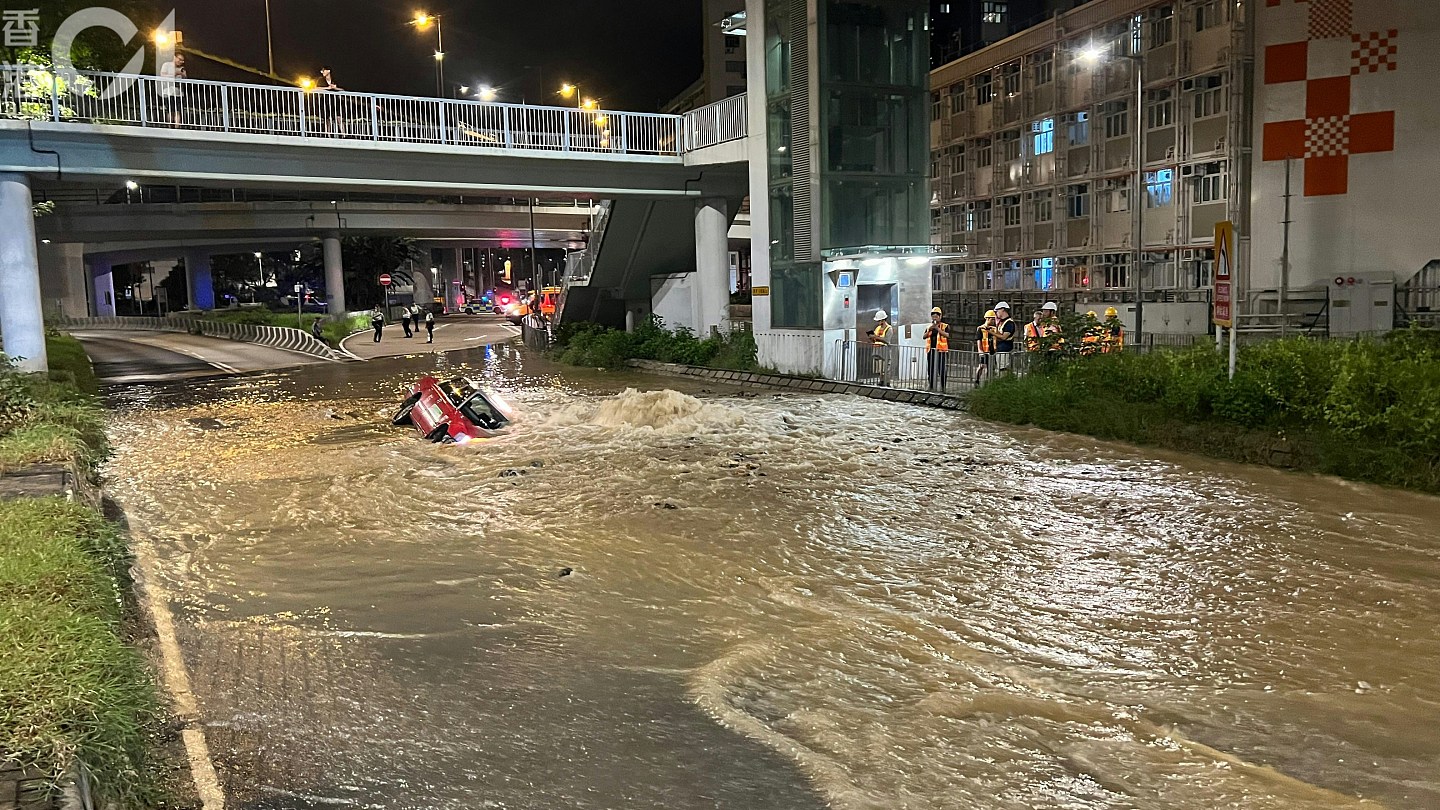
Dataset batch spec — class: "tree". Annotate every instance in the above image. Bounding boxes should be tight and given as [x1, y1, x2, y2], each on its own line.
[298, 237, 425, 310]
[2, 1, 164, 72]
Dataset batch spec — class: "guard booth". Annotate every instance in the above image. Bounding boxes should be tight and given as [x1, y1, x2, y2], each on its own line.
[820, 247, 943, 382]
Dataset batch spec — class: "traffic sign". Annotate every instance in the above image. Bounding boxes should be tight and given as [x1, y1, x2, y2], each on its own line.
[379, 273, 392, 286]
[1213, 221, 1234, 328]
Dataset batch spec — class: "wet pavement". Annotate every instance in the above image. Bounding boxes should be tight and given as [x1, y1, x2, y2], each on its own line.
[98, 345, 1440, 810]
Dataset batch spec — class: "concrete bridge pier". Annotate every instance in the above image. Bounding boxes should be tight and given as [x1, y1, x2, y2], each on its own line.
[694, 196, 731, 337]
[184, 250, 216, 310]
[0, 173, 47, 372]
[87, 258, 116, 317]
[38, 241, 90, 318]
[322, 233, 346, 316]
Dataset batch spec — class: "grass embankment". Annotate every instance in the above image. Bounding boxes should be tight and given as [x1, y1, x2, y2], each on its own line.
[552, 319, 760, 371]
[0, 334, 106, 475]
[969, 329, 1440, 493]
[0, 334, 162, 804]
[195, 308, 369, 347]
[0, 499, 159, 805]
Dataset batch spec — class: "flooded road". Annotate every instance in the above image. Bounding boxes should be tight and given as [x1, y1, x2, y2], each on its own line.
[101, 346, 1440, 809]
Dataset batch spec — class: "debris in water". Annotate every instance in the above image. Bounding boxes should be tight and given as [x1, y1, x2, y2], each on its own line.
[529, 460, 545, 468]
[558, 567, 573, 577]
[653, 502, 679, 510]
[499, 469, 527, 478]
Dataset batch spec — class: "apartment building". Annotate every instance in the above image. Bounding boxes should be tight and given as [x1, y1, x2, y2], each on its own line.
[930, 0, 1440, 334]
[928, 0, 1247, 332]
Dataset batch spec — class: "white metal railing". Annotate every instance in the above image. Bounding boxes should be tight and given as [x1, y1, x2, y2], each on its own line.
[682, 93, 748, 150]
[0, 65, 732, 157]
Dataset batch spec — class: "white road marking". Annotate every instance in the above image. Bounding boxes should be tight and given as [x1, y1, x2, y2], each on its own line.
[131, 539, 227, 809]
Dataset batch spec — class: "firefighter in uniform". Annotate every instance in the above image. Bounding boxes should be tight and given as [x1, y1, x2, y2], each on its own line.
[924, 306, 950, 390]
[1102, 306, 1125, 353]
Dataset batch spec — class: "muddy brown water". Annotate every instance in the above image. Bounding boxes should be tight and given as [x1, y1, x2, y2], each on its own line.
[100, 346, 1440, 809]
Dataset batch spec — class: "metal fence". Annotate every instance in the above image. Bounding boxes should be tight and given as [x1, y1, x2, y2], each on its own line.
[835, 341, 1032, 394]
[52, 315, 349, 361]
[2, 66, 748, 158]
[682, 94, 747, 150]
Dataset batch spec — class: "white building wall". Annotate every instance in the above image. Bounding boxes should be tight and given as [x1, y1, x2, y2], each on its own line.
[1251, 0, 1440, 290]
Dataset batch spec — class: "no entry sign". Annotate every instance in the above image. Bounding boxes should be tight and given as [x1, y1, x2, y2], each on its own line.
[379, 273, 393, 286]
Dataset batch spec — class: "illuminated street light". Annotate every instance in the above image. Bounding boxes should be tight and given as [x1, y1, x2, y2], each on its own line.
[125, 180, 139, 190]
[409, 12, 445, 97]
[477, 85, 497, 101]
[153, 30, 170, 46]
[298, 77, 315, 91]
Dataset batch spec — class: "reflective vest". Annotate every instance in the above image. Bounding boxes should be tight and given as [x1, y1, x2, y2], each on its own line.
[1024, 321, 1043, 352]
[1104, 324, 1125, 352]
[976, 324, 994, 353]
[874, 322, 892, 344]
[926, 321, 949, 353]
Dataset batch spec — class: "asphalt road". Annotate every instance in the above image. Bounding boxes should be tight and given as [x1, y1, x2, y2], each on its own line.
[72, 330, 325, 384]
[340, 313, 521, 359]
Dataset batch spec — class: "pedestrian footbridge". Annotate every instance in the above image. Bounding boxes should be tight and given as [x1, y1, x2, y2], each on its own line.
[0, 67, 750, 370]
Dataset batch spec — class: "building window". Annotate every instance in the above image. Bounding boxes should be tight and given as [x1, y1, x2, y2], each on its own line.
[975, 137, 992, 168]
[1067, 183, 1090, 217]
[940, 3, 950, 12]
[1001, 195, 1021, 227]
[948, 84, 967, 115]
[1103, 101, 1128, 139]
[975, 73, 994, 105]
[931, 91, 943, 121]
[1065, 111, 1089, 146]
[1193, 164, 1227, 203]
[976, 200, 993, 229]
[949, 146, 965, 174]
[1100, 254, 1130, 289]
[999, 130, 1020, 161]
[1192, 75, 1226, 119]
[1032, 190, 1053, 222]
[1144, 168, 1174, 208]
[725, 60, 746, 73]
[1146, 90, 1174, 129]
[1191, 251, 1215, 287]
[1031, 51, 1054, 86]
[1002, 62, 1021, 96]
[1149, 6, 1174, 47]
[930, 154, 941, 179]
[1031, 117, 1055, 155]
[1194, 0, 1225, 32]
[726, 85, 746, 96]
[982, 1, 1008, 24]
[1150, 256, 1179, 289]
[725, 35, 741, 49]
[1103, 177, 1130, 213]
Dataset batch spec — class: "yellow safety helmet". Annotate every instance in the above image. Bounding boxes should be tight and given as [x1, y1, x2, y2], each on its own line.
[930, 307, 943, 315]
[1086, 310, 1098, 318]
[1104, 306, 1119, 318]
[984, 309, 997, 319]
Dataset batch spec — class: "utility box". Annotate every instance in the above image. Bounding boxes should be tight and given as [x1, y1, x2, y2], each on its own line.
[1328, 273, 1394, 335]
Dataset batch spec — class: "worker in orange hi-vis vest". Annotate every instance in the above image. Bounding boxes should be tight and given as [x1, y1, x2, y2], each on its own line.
[924, 307, 950, 391]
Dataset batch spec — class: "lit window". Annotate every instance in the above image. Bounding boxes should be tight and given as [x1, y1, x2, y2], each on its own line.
[1031, 117, 1054, 155]
[982, 1, 1008, 24]
[1145, 169, 1174, 208]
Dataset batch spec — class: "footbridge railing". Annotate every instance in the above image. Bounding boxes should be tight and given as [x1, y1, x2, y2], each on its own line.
[2, 66, 746, 156]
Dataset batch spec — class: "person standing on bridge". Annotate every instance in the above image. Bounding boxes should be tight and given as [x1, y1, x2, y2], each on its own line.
[370, 306, 384, 342]
[157, 52, 186, 126]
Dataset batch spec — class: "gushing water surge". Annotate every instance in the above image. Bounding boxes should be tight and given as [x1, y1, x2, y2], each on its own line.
[101, 350, 1440, 809]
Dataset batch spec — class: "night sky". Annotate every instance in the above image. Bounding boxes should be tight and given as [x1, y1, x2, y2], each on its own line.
[171, 1, 705, 111]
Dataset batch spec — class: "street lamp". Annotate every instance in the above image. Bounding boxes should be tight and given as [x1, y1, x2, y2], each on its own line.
[559, 83, 598, 110]
[410, 12, 444, 97]
[477, 85, 497, 101]
[253, 251, 264, 304]
[1081, 21, 1146, 347]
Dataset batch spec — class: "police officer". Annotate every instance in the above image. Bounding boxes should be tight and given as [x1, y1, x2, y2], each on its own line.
[924, 306, 950, 391]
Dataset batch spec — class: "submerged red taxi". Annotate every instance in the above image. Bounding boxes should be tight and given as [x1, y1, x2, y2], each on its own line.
[392, 376, 514, 444]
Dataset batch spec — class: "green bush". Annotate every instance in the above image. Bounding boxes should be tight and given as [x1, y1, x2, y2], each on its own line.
[970, 330, 1440, 493]
[552, 318, 758, 371]
[0, 352, 107, 475]
[0, 498, 160, 806]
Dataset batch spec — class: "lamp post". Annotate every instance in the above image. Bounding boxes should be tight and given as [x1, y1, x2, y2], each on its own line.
[559, 83, 598, 111]
[411, 13, 444, 97]
[253, 251, 263, 304]
[263, 0, 274, 76]
[1082, 17, 1145, 347]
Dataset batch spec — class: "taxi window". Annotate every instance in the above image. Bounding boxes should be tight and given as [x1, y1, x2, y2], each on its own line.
[460, 395, 507, 430]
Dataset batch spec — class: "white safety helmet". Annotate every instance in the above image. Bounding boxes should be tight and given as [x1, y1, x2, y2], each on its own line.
[1042, 301, 1059, 311]
[874, 310, 889, 321]
[994, 301, 1011, 311]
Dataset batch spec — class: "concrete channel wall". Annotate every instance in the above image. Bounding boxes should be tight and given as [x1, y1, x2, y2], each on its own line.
[626, 359, 965, 410]
[50, 316, 352, 361]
